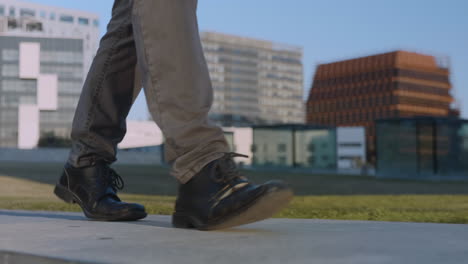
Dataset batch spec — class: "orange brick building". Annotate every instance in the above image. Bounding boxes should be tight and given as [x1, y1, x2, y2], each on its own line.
[306, 51, 458, 165]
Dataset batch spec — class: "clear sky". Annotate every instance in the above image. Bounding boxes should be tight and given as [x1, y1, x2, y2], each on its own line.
[27, 0, 468, 120]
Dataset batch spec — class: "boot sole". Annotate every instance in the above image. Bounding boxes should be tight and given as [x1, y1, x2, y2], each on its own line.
[54, 184, 147, 221]
[172, 187, 293, 231]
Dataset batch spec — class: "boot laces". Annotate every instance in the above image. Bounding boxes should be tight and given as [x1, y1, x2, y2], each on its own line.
[107, 167, 124, 191]
[213, 152, 249, 183]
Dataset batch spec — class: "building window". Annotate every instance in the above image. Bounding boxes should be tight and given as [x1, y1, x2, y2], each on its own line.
[2, 49, 19, 61]
[308, 156, 315, 164]
[1, 64, 19, 77]
[9, 7, 15, 16]
[93, 19, 99, 27]
[278, 143, 287, 152]
[251, 144, 257, 153]
[59, 15, 74, 23]
[278, 156, 287, 165]
[339, 143, 362, 147]
[20, 8, 35, 17]
[50, 12, 56, 20]
[339, 156, 361, 161]
[78, 17, 89, 25]
[26, 21, 42, 32]
[0, 5, 4, 16]
[40, 10, 46, 18]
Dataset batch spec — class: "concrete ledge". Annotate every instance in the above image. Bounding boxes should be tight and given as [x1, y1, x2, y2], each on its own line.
[0, 250, 95, 264]
[1, 210, 467, 264]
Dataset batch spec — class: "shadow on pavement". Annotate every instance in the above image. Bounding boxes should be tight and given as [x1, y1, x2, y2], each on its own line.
[0, 250, 97, 264]
[0, 210, 86, 221]
[0, 209, 269, 231]
[0, 210, 173, 229]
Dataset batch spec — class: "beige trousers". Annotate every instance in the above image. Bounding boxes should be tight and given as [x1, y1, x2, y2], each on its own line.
[68, 0, 229, 183]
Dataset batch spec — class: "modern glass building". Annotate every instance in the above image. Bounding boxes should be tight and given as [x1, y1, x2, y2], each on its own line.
[252, 125, 366, 169]
[0, 1, 99, 149]
[0, 36, 83, 148]
[201, 32, 304, 125]
[376, 117, 468, 180]
[306, 51, 459, 166]
[0, 0, 100, 75]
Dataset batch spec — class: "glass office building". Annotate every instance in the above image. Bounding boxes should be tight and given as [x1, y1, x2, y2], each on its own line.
[252, 125, 337, 169]
[0, 1, 99, 149]
[201, 32, 304, 125]
[307, 51, 458, 166]
[0, 36, 83, 147]
[376, 117, 468, 180]
[0, 0, 100, 76]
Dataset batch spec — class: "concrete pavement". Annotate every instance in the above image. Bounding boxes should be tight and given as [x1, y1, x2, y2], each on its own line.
[0, 210, 467, 264]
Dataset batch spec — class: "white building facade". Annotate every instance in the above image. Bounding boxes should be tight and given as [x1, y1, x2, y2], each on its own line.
[252, 125, 366, 170]
[0, 1, 99, 148]
[0, 0, 100, 73]
[118, 121, 254, 165]
[201, 32, 305, 125]
[118, 120, 164, 150]
[0, 36, 84, 148]
[336, 127, 367, 169]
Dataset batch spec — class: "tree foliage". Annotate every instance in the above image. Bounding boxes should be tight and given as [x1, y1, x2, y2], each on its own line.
[38, 132, 72, 148]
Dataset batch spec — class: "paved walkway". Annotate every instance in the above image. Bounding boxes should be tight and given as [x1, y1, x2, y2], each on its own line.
[0, 210, 467, 264]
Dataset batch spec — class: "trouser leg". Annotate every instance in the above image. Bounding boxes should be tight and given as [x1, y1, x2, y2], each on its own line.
[68, 0, 141, 167]
[132, 0, 229, 183]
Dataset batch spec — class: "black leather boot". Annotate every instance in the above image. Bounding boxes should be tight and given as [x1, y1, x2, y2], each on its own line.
[54, 161, 147, 221]
[172, 153, 293, 230]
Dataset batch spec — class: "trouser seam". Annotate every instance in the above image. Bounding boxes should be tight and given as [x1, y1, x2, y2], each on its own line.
[132, 1, 177, 156]
[83, 15, 132, 154]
